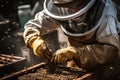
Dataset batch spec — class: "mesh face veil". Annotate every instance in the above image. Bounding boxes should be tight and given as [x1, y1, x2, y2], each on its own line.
[44, 0, 96, 20]
[52, 0, 73, 4]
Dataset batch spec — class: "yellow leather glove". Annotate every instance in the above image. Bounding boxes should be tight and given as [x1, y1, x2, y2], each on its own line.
[29, 36, 52, 60]
[51, 46, 77, 65]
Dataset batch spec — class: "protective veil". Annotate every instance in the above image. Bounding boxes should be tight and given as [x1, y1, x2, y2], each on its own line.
[44, 0, 96, 20]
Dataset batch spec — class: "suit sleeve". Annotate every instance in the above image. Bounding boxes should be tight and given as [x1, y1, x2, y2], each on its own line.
[23, 10, 60, 47]
[75, 35, 120, 70]
[74, 16, 120, 70]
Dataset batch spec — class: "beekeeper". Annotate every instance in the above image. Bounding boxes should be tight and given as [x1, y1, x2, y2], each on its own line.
[23, 0, 120, 80]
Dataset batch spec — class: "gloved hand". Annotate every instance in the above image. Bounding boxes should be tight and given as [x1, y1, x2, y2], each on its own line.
[51, 46, 77, 65]
[29, 36, 52, 60]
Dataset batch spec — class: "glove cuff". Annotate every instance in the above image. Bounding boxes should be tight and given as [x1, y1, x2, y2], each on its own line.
[63, 46, 78, 59]
[68, 47, 78, 59]
[28, 36, 42, 48]
[30, 36, 47, 56]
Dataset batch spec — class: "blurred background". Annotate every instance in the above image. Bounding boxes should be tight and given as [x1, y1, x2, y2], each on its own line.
[0, 0, 44, 55]
[0, 0, 45, 65]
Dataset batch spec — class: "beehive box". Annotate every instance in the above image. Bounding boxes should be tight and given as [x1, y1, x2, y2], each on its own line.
[18, 63, 93, 80]
[0, 54, 26, 77]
